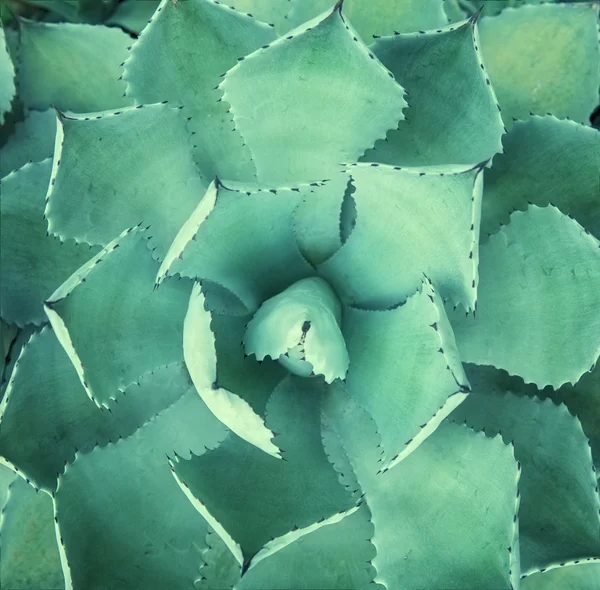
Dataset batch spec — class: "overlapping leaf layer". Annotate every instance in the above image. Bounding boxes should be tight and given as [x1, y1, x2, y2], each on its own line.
[0, 1, 598, 589]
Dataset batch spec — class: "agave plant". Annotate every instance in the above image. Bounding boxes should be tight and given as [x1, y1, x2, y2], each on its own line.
[0, 0, 599, 588]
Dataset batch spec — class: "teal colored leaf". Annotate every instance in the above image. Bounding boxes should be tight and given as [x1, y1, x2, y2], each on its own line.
[183, 283, 282, 458]
[0, 478, 64, 590]
[319, 163, 483, 310]
[0, 160, 101, 327]
[443, 0, 468, 22]
[0, 327, 196, 491]
[478, 3, 600, 124]
[1, 325, 33, 400]
[292, 172, 348, 266]
[0, 109, 56, 177]
[224, 0, 291, 32]
[238, 504, 376, 589]
[220, 3, 407, 183]
[0, 464, 16, 517]
[196, 529, 242, 590]
[363, 19, 504, 166]
[451, 393, 600, 574]
[244, 277, 349, 383]
[480, 115, 600, 240]
[54, 387, 226, 590]
[288, 0, 447, 39]
[171, 376, 354, 559]
[343, 279, 468, 466]
[0, 26, 15, 124]
[464, 362, 600, 501]
[106, 0, 160, 33]
[45, 104, 207, 258]
[324, 391, 520, 590]
[521, 563, 600, 590]
[124, 0, 276, 182]
[451, 205, 600, 389]
[17, 20, 132, 112]
[158, 180, 314, 312]
[44, 225, 191, 407]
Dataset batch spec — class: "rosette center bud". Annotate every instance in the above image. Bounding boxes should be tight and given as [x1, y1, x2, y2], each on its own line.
[243, 277, 349, 383]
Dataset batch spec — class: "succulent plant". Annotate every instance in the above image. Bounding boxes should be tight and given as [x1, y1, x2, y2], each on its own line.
[0, 1, 599, 589]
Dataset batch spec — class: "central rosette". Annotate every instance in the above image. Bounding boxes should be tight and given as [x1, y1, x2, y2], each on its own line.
[243, 277, 349, 383]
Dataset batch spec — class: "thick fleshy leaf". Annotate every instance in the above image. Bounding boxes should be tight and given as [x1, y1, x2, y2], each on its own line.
[0, 160, 101, 327]
[465, 362, 600, 474]
[363, 19, 504, 166]
[197, 528, 242, 590]
[288, 0, 447, 39]
[183, 283, 282, 458]
[0, 478, 64, 590]
[0, 463, 14, 510]
[292, 172, 349, 266]
[478, 3, 600, 124]
[0, 27, 15, 124]
[220, 4, 407, 183]
[171, 376, 354, 559]
[106, 0, 160, 33]
[158, 180, 315, 312]
[451, 393, 600, 574]
[521, 563, 600, 590]
[244, 277, 349, 383]
[17, 19, 132, 112]
[451, 205, 600, 389]
[0, 327, 194, 491]
[225, 0, 291, 32]
[124, 0, 276, 181]
[481, 115, 600, 240]
[324, 391, 520, 590]
[0, 108, 56, 177]
[319, 163, 483, 310]
[45, 104, 207, 258]
[44, 225, 191, 407]
[343, 279, 468, 466]
[239, 504, 376, 589]
[54, 388, 227, 590]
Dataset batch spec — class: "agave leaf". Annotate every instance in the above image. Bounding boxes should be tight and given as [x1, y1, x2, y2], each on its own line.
[0, 27, 15, 124]
[363, 19, 504, 167]
[106, 0, 160, 33]
[171, 376, 354, 559]
[45, 104, 207, 258]
[17, 19, 132, 112]
[0, 464, 15, 516]
[224, 0, 291, 32]
[124, 0, 276, 182]
[53, 387, 226, 590]
[220, 3, 407, 184]
[196, 528, 242, 590]
[521, 562, 600, 590]
[182, 283, 282, 457]
[481, 115, 600, 240]
[464, 362, 600, 500]
[158, 180, 314, 312]
[450, 205, 600, 390]
[343, 279, 468, 466]
[292, 172, 349, 266]
[287, 0, 447, 40]
[44, 226, 191, 407]
[0, 109, 56, 177]
[450, 392, 600, 574]
[324, 390, 520, 590]
[443, 0, 468, 22]
[478, 3, 600, 124]
[319, 163, 483, 310]
[0, 477, 64, 590]
[0, 328, 195, 491]
[0, 160, 101, 327]
[238, 504, 377, 589]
